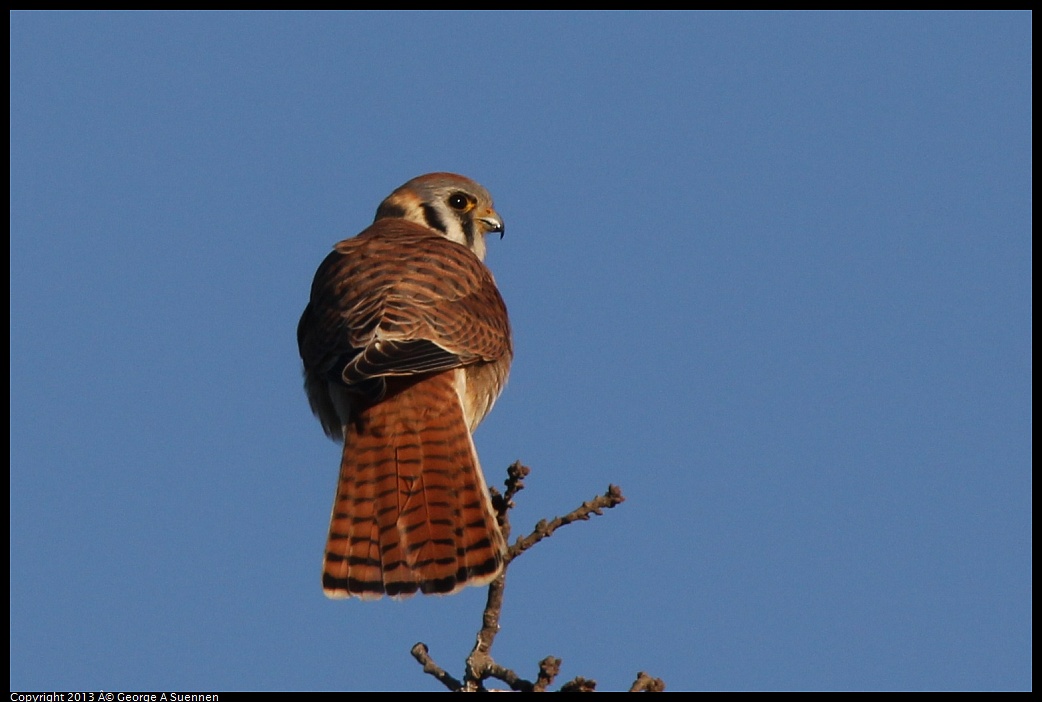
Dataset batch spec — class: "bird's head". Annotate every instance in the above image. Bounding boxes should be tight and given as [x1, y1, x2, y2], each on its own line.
[375, 172, 504, 261]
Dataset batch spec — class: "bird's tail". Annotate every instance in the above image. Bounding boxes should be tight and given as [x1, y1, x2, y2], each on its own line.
[322, 372, 505, 599]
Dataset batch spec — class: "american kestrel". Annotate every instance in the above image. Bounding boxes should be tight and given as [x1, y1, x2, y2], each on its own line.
[297, 173, 512, 599]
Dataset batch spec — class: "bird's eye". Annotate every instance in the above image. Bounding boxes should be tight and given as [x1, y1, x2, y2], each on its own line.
[448, 193, 470, 210]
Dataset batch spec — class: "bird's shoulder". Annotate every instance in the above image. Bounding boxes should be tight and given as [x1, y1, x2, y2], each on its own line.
[320, 219, 494, 292]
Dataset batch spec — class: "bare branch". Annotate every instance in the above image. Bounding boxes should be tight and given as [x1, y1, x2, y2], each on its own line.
[410, 465, 661, 692]
[533, 656, 562, 692]
[507, 484, 626, 563]
[628, 671, 666, 692]
[486, 661, 533, 692]
[463, 570, 508, 691]
[489, 461, 528, 518]
[560, 676, 597, 692]
[409, 642, 461, 692]
[503, 460, 530, 509]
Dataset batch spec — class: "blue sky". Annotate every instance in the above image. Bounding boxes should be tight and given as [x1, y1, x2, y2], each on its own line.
[9, 11, 1031, 692]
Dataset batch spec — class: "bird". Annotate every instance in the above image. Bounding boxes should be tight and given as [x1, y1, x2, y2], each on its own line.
[297, 172, 512, 600]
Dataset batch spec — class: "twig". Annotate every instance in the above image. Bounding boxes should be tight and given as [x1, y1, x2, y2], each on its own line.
[507, 484, 625, 563]
[462, 570, 508, 691]
[463, 462, 527, 691]
[409, 642, 461, 692]
[412, 465, 660, 691]
[533, 656, 562, 692]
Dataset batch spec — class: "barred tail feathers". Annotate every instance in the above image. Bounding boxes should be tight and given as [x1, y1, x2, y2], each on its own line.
[322, 372, 504, 599]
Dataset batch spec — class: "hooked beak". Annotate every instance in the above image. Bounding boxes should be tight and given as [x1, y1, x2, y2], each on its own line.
[478, 209, 505, 239]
